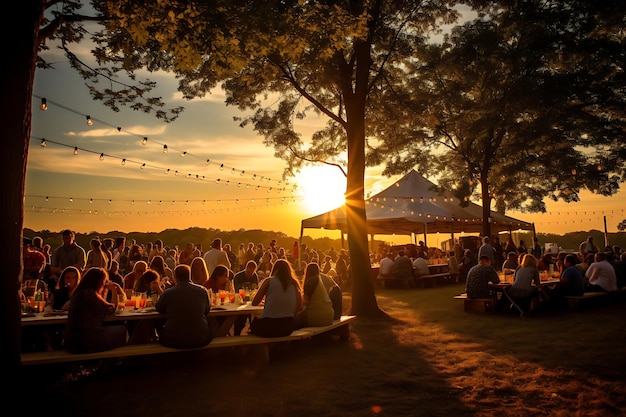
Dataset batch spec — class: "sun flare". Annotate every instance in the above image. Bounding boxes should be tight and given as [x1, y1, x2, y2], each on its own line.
[296, 165, 346, 214]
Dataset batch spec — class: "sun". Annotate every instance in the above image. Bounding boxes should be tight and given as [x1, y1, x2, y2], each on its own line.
[295, 165, 346, 214]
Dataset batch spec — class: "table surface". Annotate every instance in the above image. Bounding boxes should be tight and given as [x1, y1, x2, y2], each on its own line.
[21, 303, 264, 327]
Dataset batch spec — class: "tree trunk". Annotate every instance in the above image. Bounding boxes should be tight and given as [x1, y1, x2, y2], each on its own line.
[343, 41, 387, 318]
[2, 0, 44, 376]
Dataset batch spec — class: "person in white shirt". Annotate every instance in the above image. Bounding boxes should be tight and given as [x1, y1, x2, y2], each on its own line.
[378, 251, 395, 279]
[585, 252, 617, 292]
[413, 254, 429, 277]
[202, 238, 231, 276]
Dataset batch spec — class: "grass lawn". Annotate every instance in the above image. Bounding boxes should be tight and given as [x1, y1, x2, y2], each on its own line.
[21, 283, 626, 416]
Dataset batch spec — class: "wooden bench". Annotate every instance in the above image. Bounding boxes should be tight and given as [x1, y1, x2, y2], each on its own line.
[21, 315, 356, 366]
[454, 293, 493, 314]
[564, 292, 610, 311]
[376, 275, 415, 289]
[416, 273, 449, 288]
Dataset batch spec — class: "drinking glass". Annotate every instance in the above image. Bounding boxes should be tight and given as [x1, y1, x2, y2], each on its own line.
[218, 290, 227, 305]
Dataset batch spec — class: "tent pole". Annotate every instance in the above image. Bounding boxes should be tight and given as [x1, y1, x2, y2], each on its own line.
[298, 223, 304, 270]
[423, 223, 428, 247]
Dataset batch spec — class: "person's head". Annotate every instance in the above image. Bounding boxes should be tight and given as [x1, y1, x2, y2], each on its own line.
[90, 238, 102, 251]
[132, 260, 148, 276]
[521, 254, 537, 268]
[210, 265, 230, 287]
[387, 251, 395, 259]
[478, 255, 491, 265]
[398, 250, 405, 257]
[58, 266, 81, 290]
[75, 267, 108, 293]
[507, 252, 517, 260]
[190, 257, 209, 282]
[304, 262, 320, 281]
[271, 258, 301, 291]
[588, 236, 593, 242]
[174, 264, 191, 284]
[594, 252, 606, 263]
[32, 236, 43, 250]
[224, 243, 231, 252]
[564, 254, 578, 268]
[245, 260, 257, 276]
[140, 269, 160, 286]
[483, 236, 490, 244]
[150, 255, 166, 273]
[211, 238, 222, 250]
[61, 229, 75, 246]
[114, 237, 126, 249]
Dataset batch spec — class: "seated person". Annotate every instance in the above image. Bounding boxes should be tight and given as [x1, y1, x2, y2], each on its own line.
[203, 265, 234, 293]
[64, 267, 127, 354]
[552, 254, 585, 300]
[502, 252, 518, 275]
[233, 260, 260, 335]
[295, 263, 334, 328]
[412, 254, 429, 277]
[391, 250, 413, 279]
[507, 254, 541, 312]
[155, 264, 213, 349]
[465, 255, 500, 299]
[585, 252, 618, 292]
[320, 272, 343, 320]
[378, 251, 395, 279]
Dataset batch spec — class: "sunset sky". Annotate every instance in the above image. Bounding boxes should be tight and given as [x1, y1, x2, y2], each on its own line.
[26, 37, 626, 247]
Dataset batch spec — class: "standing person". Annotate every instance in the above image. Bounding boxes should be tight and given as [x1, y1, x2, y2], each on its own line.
[85, 238, 109, 270]
[477, 236, 496, 266]
[155, 264, 213, 349]
[447, 251, 460, 282]
[64, 267, 127, 354]
[531, 237, 543, 259]
[465, 255, 500, 299]
[250, 259, 303, 338]
[178, 243, 196, 266]
[237, 243, 247, 270]
[579, 236, 599, 259]
[295, 262, 334, 328]
[203, 238, 231, 276]
[50, 229, 86, 278]
[223, 243, 239, 272]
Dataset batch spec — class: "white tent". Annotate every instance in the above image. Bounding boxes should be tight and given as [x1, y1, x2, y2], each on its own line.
[300, 169, 533, 239]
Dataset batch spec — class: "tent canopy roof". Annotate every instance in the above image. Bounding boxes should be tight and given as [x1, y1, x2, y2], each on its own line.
[301, 170, 533, 236]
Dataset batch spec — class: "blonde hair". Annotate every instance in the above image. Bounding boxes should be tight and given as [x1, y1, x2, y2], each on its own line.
[522, 254, 537, 268]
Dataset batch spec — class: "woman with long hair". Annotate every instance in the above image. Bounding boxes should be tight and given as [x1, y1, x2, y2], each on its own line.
[50, 266, 81, 311]
[250, 259, 302, 337]
[64, 267, 127, 353]
[203, 264, 233, 293]
[295, 262, 334, 328]
[190, 256, 210, 286]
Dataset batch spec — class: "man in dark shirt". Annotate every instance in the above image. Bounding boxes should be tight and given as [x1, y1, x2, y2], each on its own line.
[465, 255, 500, 298]
[155, 264, 213, 349]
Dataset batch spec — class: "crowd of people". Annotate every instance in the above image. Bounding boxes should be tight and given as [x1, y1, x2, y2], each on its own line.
[20, 229, 348, 353]
[464, 235, 626, 314]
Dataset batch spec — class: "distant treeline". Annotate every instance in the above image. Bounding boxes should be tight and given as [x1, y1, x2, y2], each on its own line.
[24, 227, 626, 256]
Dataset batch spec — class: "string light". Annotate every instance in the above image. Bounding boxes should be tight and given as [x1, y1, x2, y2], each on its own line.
[40, 98, 47, 111]
[86, 115, 93, 126]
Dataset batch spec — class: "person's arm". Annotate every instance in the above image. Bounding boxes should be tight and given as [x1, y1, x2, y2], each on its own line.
[295, 288, 303, 314]
[252, 278, 270, 306]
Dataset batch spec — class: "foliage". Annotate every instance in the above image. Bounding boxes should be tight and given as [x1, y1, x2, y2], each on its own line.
[381, 0, 626, 237]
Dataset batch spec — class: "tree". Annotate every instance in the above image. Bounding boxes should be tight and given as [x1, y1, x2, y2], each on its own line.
[4, 0, 182, 375]
[89, 0, 461, 318]
[381, 0, 626, 238]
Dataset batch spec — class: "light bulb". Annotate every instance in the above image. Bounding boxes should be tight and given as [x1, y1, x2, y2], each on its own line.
[121, 158, 126, 165]
[140, 163, 145, 169]
[180, 151, 187, 157]
[73, 147, 79, 155]
[99, 153, 104, 161]
[142, 137, 148, 145]
[40, 138, 46, 147]
[220, 164, 224, 171]
[40, 98, 47, 111]
[116, 127, 122, 132]
[163, 144, 168, 153]
[86, 115, 93, 126]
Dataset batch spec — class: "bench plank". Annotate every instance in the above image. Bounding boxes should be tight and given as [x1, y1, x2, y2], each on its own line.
[454, 293, 493, 314]
[21, 316, 356, 366]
